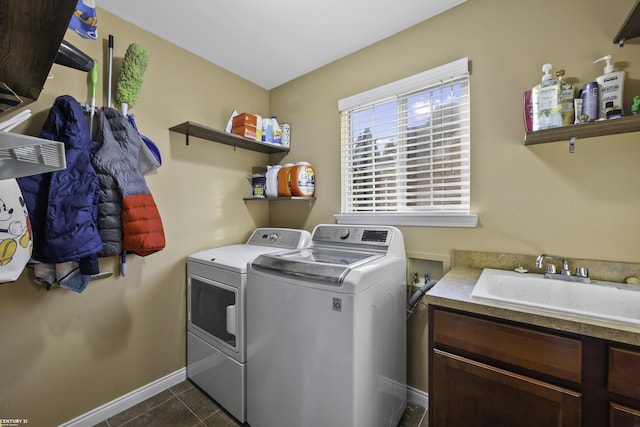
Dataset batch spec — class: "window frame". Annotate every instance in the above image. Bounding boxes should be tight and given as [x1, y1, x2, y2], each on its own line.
[335, 57, 477, 228]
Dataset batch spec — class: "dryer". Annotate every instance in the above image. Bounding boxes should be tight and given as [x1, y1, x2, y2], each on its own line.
[187, 228, 310, 423]
[246, 224, 407, 427]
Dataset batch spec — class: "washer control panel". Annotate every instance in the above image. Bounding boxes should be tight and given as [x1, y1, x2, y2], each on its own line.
[312, 225, 391, 247]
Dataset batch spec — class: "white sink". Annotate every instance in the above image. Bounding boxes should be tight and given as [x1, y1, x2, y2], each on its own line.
[471, 268, 640, 327]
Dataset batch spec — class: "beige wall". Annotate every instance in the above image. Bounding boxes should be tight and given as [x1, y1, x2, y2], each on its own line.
[2, 0, 640, 423]
[270, 0, 640, 392]
[0, 10, 271, 426]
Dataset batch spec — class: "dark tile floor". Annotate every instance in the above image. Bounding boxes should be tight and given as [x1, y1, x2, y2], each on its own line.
[93, 379, 428, 427]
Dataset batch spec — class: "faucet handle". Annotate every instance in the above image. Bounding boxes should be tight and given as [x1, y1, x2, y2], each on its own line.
[545, 264, 556, 274]
[575, 267, 589, 278]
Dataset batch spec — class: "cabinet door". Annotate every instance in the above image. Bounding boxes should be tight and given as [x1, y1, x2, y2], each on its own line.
[610, 402, 640, 427]
[433, 350, 581, 427]
[609, 346, 640, 400]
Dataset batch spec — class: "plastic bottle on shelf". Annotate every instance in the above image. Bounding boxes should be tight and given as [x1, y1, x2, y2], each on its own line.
[290, 162, 315, 197]
[265, 164, 282, 198]
[277, 163, 294, 197]
[556, 69, 575, 126]
[532, 63, 562, 130]
[632, 96, 640, 116]
[272, 116, 282, 145]
[262, 117, 273, 143]
[579, 81, 599, 122]
[594, 55, 625, 119]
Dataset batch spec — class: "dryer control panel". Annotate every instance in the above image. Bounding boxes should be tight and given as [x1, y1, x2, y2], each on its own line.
[248, 228, 311, 249]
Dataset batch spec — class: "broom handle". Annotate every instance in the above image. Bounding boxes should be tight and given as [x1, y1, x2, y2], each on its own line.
[108, 35, 114, 108]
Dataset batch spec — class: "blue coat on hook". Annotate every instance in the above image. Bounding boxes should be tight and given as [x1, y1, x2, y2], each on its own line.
[17, 95, 102, 275]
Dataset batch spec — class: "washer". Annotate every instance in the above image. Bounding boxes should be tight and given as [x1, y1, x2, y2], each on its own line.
[246, 224, 407, 427]
[187, 228, 311, 423]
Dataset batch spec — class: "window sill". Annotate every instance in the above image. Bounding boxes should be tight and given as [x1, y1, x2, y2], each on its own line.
[333, 213, 478, 228]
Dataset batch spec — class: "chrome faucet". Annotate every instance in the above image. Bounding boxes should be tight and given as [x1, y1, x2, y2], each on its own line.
[535, 254, 570, 275]
[535, 254, 590, 283]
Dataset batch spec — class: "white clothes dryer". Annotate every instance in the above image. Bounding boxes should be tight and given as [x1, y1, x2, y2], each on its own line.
[246, 224, 407, 427]
[187, 228, 311, 423]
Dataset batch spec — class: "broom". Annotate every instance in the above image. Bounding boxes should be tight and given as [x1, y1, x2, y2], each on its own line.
[116, 43, 149, 116]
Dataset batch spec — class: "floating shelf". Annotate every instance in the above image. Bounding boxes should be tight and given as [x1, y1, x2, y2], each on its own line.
[524, 115, 640, 145]
[243, 196, 315, 206]
[614, 0, 640, 45]
[169, 121, 289, 154]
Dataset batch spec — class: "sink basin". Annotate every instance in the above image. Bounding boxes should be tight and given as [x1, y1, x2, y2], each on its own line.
[471, 268, 640, 327]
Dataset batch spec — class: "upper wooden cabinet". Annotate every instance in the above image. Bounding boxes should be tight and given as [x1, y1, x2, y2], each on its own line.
[0, 0, 77, 102]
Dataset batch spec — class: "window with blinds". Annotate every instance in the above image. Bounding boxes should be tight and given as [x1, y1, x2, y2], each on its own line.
[336, 58, 475, 227]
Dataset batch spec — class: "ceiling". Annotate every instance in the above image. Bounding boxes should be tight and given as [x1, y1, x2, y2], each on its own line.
[99, 0, 467, 90]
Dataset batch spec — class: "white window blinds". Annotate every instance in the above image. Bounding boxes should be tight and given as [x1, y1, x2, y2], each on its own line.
[338, 58, 471, 223]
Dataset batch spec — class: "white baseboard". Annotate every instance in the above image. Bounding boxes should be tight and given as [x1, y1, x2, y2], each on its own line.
[59, 369, 425, 427]
[407, 385, 429, 409]
[58, 368, 186, 427]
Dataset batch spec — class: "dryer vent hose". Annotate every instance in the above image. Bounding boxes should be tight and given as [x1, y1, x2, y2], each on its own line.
[406, 281, 437, 318]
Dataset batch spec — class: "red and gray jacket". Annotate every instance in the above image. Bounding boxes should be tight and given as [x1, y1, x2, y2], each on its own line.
[92, 107, 165, 257]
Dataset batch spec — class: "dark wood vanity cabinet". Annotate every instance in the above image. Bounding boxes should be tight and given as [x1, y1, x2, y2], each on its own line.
[609, 347, 640, 426]
[429, 307, 640, 427]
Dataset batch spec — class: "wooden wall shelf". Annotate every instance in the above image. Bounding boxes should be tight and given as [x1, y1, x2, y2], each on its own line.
[614, 0, 640, 45]
[524, 115, 640, 145]
[169, 121, 289, 154]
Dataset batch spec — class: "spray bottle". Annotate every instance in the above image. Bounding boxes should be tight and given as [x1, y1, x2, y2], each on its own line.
[532, 64, 562, 130]
[594, 55, 625, 119]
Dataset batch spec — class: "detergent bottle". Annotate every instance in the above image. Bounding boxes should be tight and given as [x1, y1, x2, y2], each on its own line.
[290, 162, 315, 197]
[277, 163, 294, 197]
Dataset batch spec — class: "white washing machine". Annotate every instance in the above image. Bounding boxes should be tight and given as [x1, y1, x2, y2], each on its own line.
[187, 228, 311, 423]
[246, 224, 407, 427]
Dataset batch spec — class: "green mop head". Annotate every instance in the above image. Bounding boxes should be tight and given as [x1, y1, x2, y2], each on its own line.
[116, 43, 149, 114]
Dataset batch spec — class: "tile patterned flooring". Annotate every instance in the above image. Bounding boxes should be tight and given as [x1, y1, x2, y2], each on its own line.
[92, 379, 428, 427]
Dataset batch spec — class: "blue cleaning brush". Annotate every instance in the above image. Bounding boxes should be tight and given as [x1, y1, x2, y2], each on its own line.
[116, 43, 149, 115]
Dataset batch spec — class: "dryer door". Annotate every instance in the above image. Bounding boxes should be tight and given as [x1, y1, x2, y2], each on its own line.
[188, 274, 239, 353]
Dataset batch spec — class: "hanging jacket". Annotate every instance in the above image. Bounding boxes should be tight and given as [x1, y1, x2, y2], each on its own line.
[92, 107, 165, 256]
[16, 95, 102, 274]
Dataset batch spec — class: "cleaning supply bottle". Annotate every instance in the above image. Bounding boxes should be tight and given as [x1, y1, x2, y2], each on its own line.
[290, 162, 315, 197]
[265, 164, 282, 198]
[262, 117, 273, 143]
[532, 64, 562, 130]
[594, 55, 625, 119]
[277, 163, 294, 197]
[271, 116, 282, 145]
[556, 69, 575, 126]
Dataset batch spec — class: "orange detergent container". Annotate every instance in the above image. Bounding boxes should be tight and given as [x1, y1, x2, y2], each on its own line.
[290, 162, 315, 197]
[277, 164, 294, 197]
